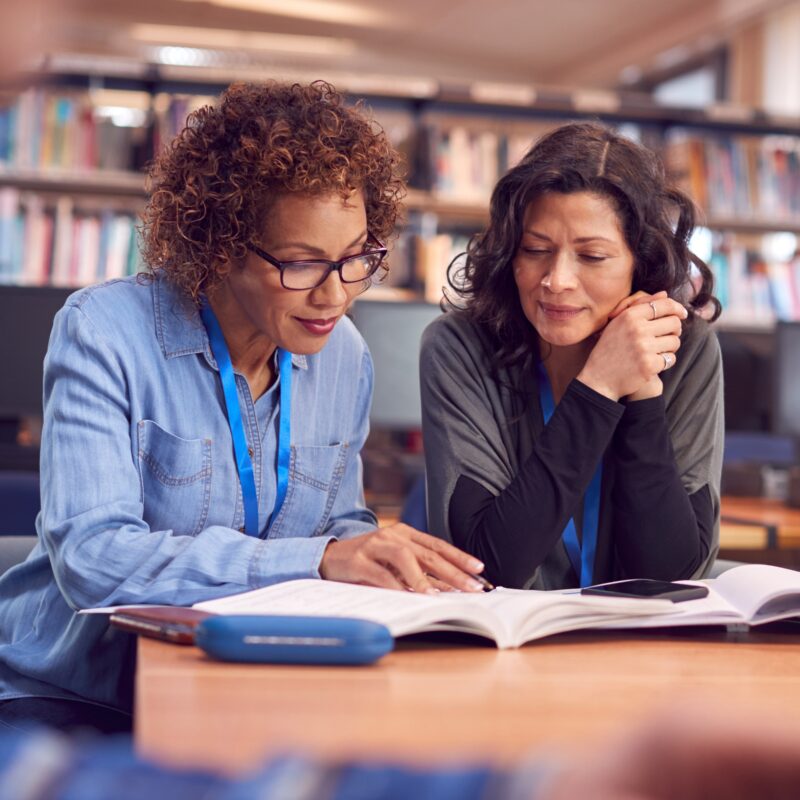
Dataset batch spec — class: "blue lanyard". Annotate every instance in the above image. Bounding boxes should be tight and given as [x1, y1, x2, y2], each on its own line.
[537, 362, 602, 587]
[200, 304, 292, 537]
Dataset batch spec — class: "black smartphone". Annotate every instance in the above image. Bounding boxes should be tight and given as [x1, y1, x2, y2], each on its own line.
[581, 579, 709, 603]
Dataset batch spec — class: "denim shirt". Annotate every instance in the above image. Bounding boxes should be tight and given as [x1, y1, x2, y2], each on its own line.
[0, 274, 377, 711]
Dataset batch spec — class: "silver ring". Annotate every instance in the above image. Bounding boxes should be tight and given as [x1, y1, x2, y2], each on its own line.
[662, 353, 673, 370]
[649, 301, 657, 320]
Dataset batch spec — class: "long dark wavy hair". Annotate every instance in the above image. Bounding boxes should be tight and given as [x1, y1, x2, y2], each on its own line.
[448, 121, 721, 375]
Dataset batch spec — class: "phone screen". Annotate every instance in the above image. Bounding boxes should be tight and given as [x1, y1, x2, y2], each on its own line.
[581, 579, 709, 602]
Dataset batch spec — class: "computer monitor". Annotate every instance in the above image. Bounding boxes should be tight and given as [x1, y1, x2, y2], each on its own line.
[716, 328, 773, 432]
[773, 321, 800, 438]
[349, 299, 442, 429]
[0, 285, 74, 418]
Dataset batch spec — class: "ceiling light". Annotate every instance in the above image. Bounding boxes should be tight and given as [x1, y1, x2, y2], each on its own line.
[176, 0, 392, 27]
[130, 24, 355, 56]
[155, 47, 213, 67]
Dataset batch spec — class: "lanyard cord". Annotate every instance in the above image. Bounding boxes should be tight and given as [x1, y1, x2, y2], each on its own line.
[537, 362, 602, 587]
[200, 303, 292, 537]
[270, 348, 293, 529]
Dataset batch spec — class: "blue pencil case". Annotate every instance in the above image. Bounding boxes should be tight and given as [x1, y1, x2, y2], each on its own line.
[194, 615, 394, 665]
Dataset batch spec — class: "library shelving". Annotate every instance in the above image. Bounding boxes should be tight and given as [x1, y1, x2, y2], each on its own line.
[1, 63, 800, 322]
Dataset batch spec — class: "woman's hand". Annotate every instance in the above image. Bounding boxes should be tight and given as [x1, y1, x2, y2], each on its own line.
[577, 290, 687, 402]
[613, 291, 685, 401]
[319, 524, 487, 593]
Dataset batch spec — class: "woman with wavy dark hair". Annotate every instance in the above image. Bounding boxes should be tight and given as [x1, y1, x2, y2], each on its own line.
[421, 121, 723, 590]
[0, 81, 485, 733]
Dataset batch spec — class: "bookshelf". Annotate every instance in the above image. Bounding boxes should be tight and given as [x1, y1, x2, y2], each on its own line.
[1, 68, 800, 318]
[0, 166, 145, 197]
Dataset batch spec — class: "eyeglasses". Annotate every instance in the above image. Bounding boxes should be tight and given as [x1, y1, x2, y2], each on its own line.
[246, 236, 388, 291]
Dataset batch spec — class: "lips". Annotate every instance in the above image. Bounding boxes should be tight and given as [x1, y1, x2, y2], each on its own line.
[296, 316, 338, 335]
[539, 302, 584, 321]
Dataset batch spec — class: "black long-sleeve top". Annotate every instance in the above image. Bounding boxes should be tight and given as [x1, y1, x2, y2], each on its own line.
[420, 312, 724, 590]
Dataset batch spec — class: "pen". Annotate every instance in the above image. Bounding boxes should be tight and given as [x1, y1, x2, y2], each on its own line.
[472, 573, 494, 592]
[421, 573, 494, 592]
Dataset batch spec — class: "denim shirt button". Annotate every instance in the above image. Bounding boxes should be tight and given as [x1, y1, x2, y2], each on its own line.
[238, 526, 245, 533]
[247, 447, 254, 458]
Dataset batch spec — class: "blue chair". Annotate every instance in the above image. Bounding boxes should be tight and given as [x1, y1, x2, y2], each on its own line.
[0, 471, 40, 573]
[721, 431, 796, 547]
[400, 474, 428, 533]
[0, 471, 41, 535]
[723, 432, 796, 466]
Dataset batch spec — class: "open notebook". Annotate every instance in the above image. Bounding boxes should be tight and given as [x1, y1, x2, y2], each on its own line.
[82, 564, 800, 649]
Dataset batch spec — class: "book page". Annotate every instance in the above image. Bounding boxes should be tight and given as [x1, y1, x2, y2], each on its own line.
[80, 604, 176, 614]
[598, 591, 742, 629]
[194, 580, 678, 648]
[710, 564, 800, 621]
[490, 588, 676, 644]
[193, 580, 512, 643]
[589, 566, 800, 630]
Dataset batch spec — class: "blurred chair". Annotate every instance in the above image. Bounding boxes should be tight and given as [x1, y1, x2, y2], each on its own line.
[722, 432, 796, 498]
[723, 432, 796, 466]
[400, 474, 428, 533]
[0, 536, 37, 574]
[0, 471, 40, 573]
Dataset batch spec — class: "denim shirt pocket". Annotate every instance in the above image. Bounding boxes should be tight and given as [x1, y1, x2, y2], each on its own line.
[268, 442, 349, 539]
[137, 419, 212, 537]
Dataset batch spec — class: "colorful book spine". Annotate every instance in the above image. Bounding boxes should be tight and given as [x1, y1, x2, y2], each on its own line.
[0, 190, 141, 287]
[666, 130, 800, 223]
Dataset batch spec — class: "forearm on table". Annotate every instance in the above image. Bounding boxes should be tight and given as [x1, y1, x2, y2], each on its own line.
[449, 380, 624, 587]
[610, 396, 714, 579]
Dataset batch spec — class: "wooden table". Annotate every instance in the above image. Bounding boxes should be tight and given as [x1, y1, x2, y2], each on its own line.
[136, 624, 800, 774]
[720, 496, 800, 567]
[721, 496, 800, 546]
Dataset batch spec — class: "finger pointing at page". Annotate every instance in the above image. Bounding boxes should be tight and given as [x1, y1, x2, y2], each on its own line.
[320, 524, 486, 593]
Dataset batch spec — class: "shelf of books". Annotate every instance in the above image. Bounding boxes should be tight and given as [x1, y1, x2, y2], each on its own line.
[665, 129, 800, 234]
[662, 128, 800, 330]
[1, 81, 799, 325]
[0, 86, 217, 286]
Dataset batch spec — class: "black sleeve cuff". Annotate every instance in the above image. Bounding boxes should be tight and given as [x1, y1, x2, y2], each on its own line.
[569, 379, 626, 419]
[620, 394, 667, 424]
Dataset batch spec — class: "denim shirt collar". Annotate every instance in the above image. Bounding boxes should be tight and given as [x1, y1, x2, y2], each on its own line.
[152, 273, 308, 371]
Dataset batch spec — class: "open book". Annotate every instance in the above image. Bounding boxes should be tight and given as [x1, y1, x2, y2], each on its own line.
[597, 564, 800, 632]
[192, 579, 676, 649]
[83, 564, 800, 649]
[192, 564, 800, 648]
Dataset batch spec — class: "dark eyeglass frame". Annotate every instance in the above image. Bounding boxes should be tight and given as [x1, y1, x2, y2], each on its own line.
[246, 235, 388, 291]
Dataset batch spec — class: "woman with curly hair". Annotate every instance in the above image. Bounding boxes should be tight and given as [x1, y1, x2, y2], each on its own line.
[421, 121, 723, 590]
[0, 81, 485, 733]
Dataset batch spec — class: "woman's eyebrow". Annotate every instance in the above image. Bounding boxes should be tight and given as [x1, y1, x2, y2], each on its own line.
[573, 236, 616, 244]
[272, 230, 368, 257]
[522, 230, 616, 245]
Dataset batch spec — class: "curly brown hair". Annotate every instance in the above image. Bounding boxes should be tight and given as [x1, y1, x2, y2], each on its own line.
[140, 80, 406, 301]
[450, 121, 720, 376]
